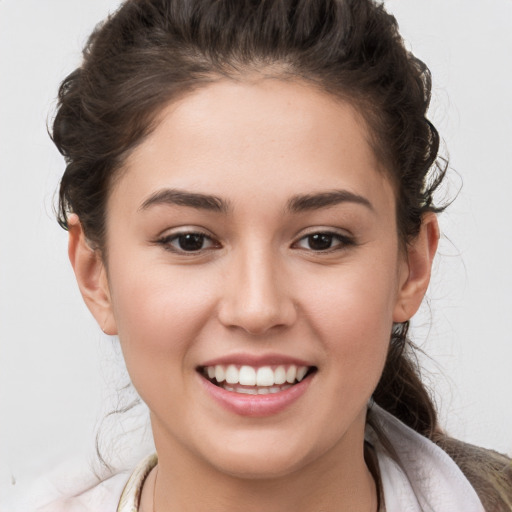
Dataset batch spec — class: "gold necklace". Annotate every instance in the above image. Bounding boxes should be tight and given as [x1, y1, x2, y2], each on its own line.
[152, 466, 158, 512]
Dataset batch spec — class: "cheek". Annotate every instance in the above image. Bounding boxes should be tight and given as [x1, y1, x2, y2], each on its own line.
[300, 258, 400, 386]
[107, 261, 218, 382]
[303, 257, 400, 333]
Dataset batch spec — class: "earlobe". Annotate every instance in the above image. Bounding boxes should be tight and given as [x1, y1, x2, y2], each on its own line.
[68, 214, 117, 335]
[393, 213, 440, 323]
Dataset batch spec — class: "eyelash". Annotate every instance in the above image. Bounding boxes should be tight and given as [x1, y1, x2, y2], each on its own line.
[156, 231, 220, 253]
[292, 231, 355, 252]
[155, 230, 355, 254]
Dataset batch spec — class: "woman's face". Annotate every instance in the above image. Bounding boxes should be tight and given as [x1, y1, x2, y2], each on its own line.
[86, 79, 419, 477]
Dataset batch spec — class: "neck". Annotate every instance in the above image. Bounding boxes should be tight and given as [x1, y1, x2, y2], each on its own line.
[144, 417, 377, 512]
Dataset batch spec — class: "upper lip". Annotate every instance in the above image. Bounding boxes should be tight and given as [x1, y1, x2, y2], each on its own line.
[199, 353, 315, 368]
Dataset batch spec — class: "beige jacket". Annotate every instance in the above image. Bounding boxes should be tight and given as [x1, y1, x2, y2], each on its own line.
[437, 436, 512, 512]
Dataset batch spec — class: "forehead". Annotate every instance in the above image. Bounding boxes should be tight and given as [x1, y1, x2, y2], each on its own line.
[114, 78, 395, 214]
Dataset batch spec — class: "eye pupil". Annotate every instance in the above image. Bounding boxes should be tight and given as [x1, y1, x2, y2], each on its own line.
[308, 233, 333, 250]
[178, 234, 205, 251]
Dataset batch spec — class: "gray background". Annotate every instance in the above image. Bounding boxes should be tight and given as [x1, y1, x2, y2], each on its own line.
[1, 0, 511, 509]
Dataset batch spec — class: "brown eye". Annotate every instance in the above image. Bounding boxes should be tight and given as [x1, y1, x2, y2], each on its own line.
[295, 232, 353, 252]
[306, 234, 335, 251]
[158, 231, 219, 253]
[175, 233, 207, 251]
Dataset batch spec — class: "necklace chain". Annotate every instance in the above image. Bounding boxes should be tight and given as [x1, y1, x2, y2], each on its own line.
[152, 466, 158, 512]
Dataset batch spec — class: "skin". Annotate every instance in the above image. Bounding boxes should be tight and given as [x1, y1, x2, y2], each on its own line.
[69, 78, 439, 512]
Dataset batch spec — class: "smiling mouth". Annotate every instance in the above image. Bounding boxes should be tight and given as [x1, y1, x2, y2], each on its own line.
[199, 364, 317, 395]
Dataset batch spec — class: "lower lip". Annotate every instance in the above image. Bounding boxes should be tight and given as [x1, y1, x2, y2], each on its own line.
[199, 374, 312, 417]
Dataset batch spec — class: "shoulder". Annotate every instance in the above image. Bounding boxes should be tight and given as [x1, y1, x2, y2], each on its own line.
[31, 454, 157, 512]
[435, 435, 512, 512]
[367, 405, 486, 511]
[35, 471, 130, 512]
[34, 454, 157, 512]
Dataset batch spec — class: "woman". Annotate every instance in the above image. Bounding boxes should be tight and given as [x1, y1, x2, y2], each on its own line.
[44, 0, 511, 510]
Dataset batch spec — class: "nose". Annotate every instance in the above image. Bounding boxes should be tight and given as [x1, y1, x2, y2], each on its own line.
[217, 246, 297, 336]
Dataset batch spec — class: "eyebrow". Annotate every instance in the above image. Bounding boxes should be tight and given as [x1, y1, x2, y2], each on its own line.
[286, 190, 374, 213]
[139, 188, 372, 214]
[139, 188, 230, 213]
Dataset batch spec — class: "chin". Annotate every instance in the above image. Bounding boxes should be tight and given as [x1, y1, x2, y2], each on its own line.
[212, 453, 310, 480]
[198, 431, 325, 480]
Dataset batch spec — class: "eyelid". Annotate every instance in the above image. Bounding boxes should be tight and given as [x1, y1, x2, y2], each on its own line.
[291, 228, 356, 251]
[154, 226, 222, 254]
[155, 224, 213, 238]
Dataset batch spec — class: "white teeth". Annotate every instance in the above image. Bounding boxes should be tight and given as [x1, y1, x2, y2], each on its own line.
[239, 388, 258, 395]
[239, 365, 256, 386]
[205, 364, 310, 389]
[222, 385, 293, 395]
[256, 366, 274, 386]
[225, 365, 239, 384]
[286, 365, 297, 383]
[215, 365, 226, 383]
[296, 366, 308, 382]
[274, 366, 287, 385]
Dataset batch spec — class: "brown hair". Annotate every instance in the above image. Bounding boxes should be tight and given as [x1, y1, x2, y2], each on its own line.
[52, 0, 446, 440]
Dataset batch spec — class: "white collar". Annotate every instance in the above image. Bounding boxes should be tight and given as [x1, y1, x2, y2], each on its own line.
[367, 405, 485, 512]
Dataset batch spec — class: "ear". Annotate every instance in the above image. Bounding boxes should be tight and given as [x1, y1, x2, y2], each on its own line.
[68, 214, 118, 335]
[393, 213, 440, 323]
